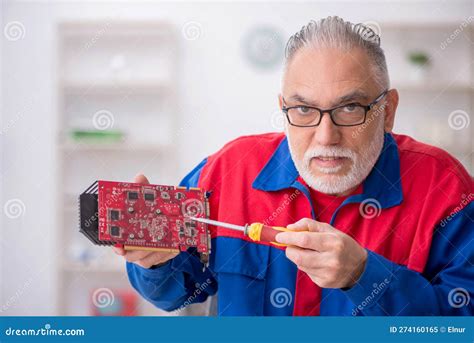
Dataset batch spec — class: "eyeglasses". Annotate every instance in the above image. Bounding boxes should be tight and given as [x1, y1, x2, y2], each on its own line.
[281, 90, 389, 127]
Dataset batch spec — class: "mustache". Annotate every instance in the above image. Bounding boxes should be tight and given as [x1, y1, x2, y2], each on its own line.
[303, 146, 356, 161]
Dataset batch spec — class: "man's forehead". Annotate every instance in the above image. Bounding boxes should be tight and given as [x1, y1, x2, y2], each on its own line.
[282, 48, 377, 105]
[285, 46, 372, 80]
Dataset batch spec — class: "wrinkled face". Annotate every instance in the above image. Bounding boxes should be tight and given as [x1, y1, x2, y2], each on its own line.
[280, 47, 395, 196]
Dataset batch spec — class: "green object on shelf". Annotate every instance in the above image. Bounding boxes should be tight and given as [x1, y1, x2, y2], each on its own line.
[70, 130, 124, 143]
[408, 51, 430, 66]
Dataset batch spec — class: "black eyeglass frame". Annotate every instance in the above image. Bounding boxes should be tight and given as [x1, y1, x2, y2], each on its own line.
[281, 89, 389, 127]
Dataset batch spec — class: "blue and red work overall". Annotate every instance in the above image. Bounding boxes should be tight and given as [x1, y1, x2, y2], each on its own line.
[127, 132, 474, 316]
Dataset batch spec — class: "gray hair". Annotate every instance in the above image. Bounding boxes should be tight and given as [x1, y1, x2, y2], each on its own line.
[284, 16, 390, 89]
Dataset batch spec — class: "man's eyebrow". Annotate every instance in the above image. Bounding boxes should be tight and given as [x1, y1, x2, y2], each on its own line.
[334, 90, 370, 106]
[285, 94, 318, 107]
[285, 90, 370, 108]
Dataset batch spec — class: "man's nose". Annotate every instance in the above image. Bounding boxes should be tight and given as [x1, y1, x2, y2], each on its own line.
[313, 112, 341, 146]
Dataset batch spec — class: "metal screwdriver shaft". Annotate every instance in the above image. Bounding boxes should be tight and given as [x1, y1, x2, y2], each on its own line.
[190, 217, 298, 247]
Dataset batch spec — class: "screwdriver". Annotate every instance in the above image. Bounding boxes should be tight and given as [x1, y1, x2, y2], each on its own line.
[190, 217, 298, 247]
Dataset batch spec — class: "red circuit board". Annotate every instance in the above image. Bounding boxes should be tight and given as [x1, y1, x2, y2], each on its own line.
[97, 180, 211, 256]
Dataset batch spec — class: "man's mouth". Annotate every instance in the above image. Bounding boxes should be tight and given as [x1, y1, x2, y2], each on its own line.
[312, 156, 349, 169]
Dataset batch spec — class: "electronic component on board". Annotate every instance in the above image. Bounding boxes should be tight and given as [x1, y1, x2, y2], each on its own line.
[79, 180, 211, 263]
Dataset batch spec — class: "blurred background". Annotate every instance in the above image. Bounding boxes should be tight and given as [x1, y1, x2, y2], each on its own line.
[0, 0, 472, 316]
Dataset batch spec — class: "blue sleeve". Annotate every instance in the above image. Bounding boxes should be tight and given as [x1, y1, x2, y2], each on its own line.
[126, 158, 218, 312]
[344, 201, 474, 316]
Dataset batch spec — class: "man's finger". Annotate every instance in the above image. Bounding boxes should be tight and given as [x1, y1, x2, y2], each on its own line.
[136, 252, 177, 269]
[124, 249, 153, 262]
[134, 173, 150, 184]
[287, 218, 330, 233]
[275, 231, 328, 251]
[286, 218, 317, 231]
[285, 246, 325, 269]
[112, 246, 126, 256]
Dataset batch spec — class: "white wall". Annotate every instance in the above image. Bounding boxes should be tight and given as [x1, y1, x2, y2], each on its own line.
[1, 0, 472, 315]
[0, 0, 4, 313]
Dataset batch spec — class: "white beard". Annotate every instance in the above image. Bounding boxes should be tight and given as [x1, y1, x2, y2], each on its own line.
[287, 122, 385, 195]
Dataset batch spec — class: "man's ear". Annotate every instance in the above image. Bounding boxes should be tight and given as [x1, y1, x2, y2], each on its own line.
[278, 93, 284, 110]
[384, 89, 399, 133]
[278, 94, 290, 134]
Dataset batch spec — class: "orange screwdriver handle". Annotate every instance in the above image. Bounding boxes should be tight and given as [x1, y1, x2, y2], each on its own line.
[246, 223, 291, 247]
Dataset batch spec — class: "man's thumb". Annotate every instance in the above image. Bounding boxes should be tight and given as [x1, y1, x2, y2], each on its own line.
[134, 173, 150, 184]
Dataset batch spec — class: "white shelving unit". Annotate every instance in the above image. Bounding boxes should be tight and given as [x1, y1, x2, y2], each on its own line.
[56, 21, 181, 316]
[379, 22, 473, 173]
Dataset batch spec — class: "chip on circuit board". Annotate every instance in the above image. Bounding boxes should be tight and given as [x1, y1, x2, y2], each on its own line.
[79, 180, 211, 263]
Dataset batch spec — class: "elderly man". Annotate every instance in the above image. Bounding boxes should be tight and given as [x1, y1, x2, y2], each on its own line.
[114, 16, 473, 316]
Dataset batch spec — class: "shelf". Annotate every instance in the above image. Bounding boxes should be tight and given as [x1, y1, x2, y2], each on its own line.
[60, 78, 173, 94]
[59, 141, 171, 153]
[61, 262, 124, 273]
[395, 83, 473, 92]
[58, 21, 175, 38]
[372, 21, 474, 30]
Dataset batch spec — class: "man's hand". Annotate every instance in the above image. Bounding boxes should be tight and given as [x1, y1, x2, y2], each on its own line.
[275, 218, 368, 289]
[112, 173, 179, 269]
